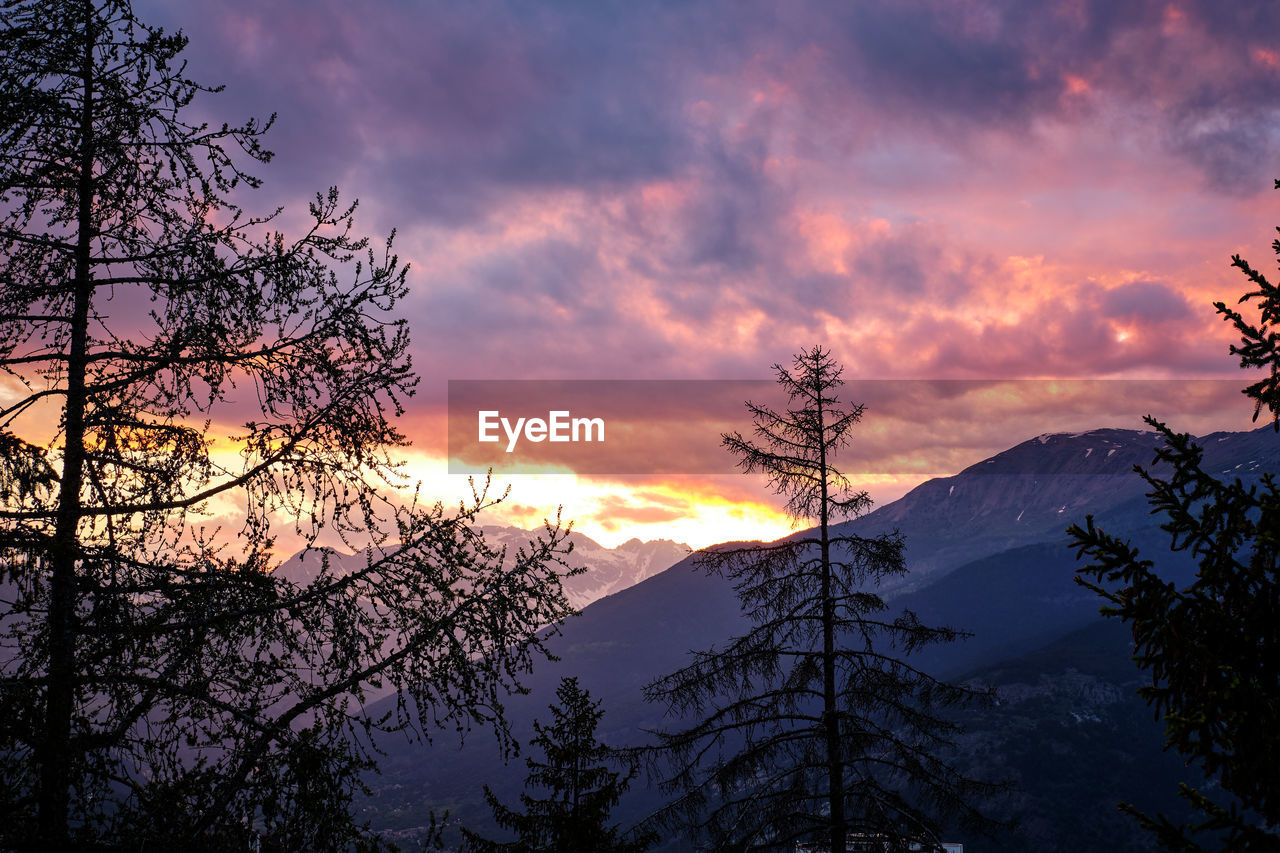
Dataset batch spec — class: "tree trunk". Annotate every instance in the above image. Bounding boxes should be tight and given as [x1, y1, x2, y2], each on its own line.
[817, 382, 845, 853]
[38, 6, 94, 842]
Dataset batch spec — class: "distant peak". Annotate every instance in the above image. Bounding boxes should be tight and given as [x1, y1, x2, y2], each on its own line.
[1032, 427, 1153, 444]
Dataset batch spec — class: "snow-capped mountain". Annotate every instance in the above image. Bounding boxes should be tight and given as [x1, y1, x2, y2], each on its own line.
[274, 526, 689, 610]
[479, 526, 690, 609]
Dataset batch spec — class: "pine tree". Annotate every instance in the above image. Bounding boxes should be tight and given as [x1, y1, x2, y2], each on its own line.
[1069, 182, 1280, 851]
[643, 346, 995, 852]
[0, 2, 576, 848]
[462, 677, 654, 853]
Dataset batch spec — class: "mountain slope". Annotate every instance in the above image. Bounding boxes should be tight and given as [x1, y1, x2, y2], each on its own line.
[840, 426, 1269, 590]
[362, 426, 1279, 848]
[947, 619, 1208, 852]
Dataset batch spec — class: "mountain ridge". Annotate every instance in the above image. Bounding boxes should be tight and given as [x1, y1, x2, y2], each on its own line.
[362, 424, 1279, 849]
[274, 525, 691, 610]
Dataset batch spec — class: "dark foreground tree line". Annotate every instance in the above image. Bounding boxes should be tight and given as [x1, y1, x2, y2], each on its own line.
[2, 1, 1278, 851]
[0, 2, 577, 849]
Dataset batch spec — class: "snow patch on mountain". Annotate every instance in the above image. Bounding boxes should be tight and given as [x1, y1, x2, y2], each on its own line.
[274, 527, 691, 611]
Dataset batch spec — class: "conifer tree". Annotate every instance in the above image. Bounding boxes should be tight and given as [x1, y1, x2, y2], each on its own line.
[0, 2, 575, 848]
[462, 677, 653, 853]
[644, 346, 995, 853]
[1070, 182, 1280, 851]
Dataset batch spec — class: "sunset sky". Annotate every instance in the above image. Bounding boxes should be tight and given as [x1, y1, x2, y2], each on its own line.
[136, 0, 1278, 548]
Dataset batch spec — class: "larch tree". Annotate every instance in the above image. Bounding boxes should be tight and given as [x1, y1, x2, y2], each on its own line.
[462, 677, 654, 853]
[0, 1, 575, 849]
[1069, 182, 1280, 851]
[643, 346, 996, 853]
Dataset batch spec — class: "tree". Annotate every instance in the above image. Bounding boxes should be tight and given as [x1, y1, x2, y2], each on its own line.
[643, 346, 995, 852]
[1069, 182, 1280, 851]
[0, 1, 576, 848]
[461, 677, 654, 853]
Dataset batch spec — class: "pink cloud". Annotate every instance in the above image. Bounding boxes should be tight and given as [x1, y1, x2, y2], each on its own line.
[124, 0, 1280, 478]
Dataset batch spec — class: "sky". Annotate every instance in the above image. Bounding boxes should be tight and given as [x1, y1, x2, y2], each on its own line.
[134, 0, 1280, 549]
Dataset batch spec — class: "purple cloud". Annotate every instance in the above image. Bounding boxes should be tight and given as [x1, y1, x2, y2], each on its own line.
[129, 0, 1276, 395]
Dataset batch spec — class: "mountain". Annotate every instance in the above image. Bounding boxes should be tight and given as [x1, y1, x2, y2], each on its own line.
[274, 526, 689, 610]
[840, 426, 1274, 592]
[359, 426, 1280, 850]
[480, 526, 691, 609]
[945, 618, 1210, 852]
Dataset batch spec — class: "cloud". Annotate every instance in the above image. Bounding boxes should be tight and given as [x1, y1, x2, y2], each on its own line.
[128, 0, 1276, 431]
[834, 1, 1064, 125]
[1101, 280, 1193, 323]
[592, 494, 688, 529]
[147, 0, 1280, 216]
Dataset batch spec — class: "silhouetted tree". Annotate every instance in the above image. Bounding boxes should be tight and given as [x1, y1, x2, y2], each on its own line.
[462, 677, 653, 853]
[643, 346, 995, 852]
[1070, 181, 1280, 851]
[0, 2, 575, 848]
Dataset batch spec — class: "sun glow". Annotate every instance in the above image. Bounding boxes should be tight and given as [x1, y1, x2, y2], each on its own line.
[398, 449, 795, 549]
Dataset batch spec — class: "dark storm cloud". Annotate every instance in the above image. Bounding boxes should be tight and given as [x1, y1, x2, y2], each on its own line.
[143, 0, 1280, 226]
[1101, 280, 1193, 323]
[834, 2, 1063, 123]
[807, 0, 1280, 192]
[142, 0, 766, 224]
